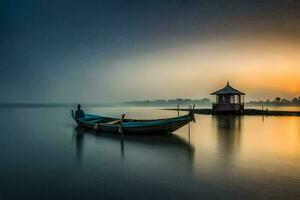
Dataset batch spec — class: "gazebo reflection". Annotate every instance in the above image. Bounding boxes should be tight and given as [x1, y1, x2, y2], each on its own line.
[212, 115, 243, 165]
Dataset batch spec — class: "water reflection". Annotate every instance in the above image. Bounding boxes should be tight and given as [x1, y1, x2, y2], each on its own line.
[212, 115, 242, 165]
[73, 128, 195, 171]
[120, 135, 125, 158]
[73, 127, 85, 161]
[2, 107, 300, 199]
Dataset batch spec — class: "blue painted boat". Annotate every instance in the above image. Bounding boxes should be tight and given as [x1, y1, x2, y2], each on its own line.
[71, 110, 195, 134]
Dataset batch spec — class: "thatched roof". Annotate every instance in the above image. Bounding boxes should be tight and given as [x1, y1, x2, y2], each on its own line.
[210, 82, 245, 95]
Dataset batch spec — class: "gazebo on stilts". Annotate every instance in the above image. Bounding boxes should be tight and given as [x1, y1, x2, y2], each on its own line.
[210, 82, 245, 114]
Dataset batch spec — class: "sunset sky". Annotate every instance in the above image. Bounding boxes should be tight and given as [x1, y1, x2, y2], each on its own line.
[1, 0, 299, 103]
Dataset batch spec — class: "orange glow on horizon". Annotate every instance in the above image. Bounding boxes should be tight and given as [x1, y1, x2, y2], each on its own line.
[105, 34, 300, 101]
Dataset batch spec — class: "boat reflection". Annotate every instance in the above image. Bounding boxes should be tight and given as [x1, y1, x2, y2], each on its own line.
[73, 127, 195, 171]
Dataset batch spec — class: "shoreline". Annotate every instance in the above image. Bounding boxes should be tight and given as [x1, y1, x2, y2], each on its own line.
[165, 108, 300, 116]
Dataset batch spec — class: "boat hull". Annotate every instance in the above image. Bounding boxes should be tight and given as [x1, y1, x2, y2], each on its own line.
[72, 112, 195, 134]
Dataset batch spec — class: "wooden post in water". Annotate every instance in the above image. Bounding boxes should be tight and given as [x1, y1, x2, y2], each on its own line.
[119, 114, 125, 158]
[177, 101, 180, 116]
[119, 114, 125, 137]
[262, 105, 265, 122]
[188, 105, 191, 146]
[188, 124, 191, 146]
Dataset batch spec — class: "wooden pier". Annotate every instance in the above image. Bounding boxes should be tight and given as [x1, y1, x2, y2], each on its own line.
[166, 108, 300, 116]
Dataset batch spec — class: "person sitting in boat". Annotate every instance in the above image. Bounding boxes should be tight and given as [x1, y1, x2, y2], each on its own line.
[75, 104, 85, 118]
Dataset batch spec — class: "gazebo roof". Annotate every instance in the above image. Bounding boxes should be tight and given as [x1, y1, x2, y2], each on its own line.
[210, 82, 245, 95]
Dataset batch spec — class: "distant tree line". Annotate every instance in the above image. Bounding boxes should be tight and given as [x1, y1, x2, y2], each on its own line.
[248, 97, 300, 106]
[122, 98, 211, 107]
[121, 96, 300, 107]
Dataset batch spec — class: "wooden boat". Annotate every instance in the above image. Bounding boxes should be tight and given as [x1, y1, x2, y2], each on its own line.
[71, 109, 195, 134]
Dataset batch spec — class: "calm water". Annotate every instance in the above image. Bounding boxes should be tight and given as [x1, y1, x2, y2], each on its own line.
[1, 107, 300, 200]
